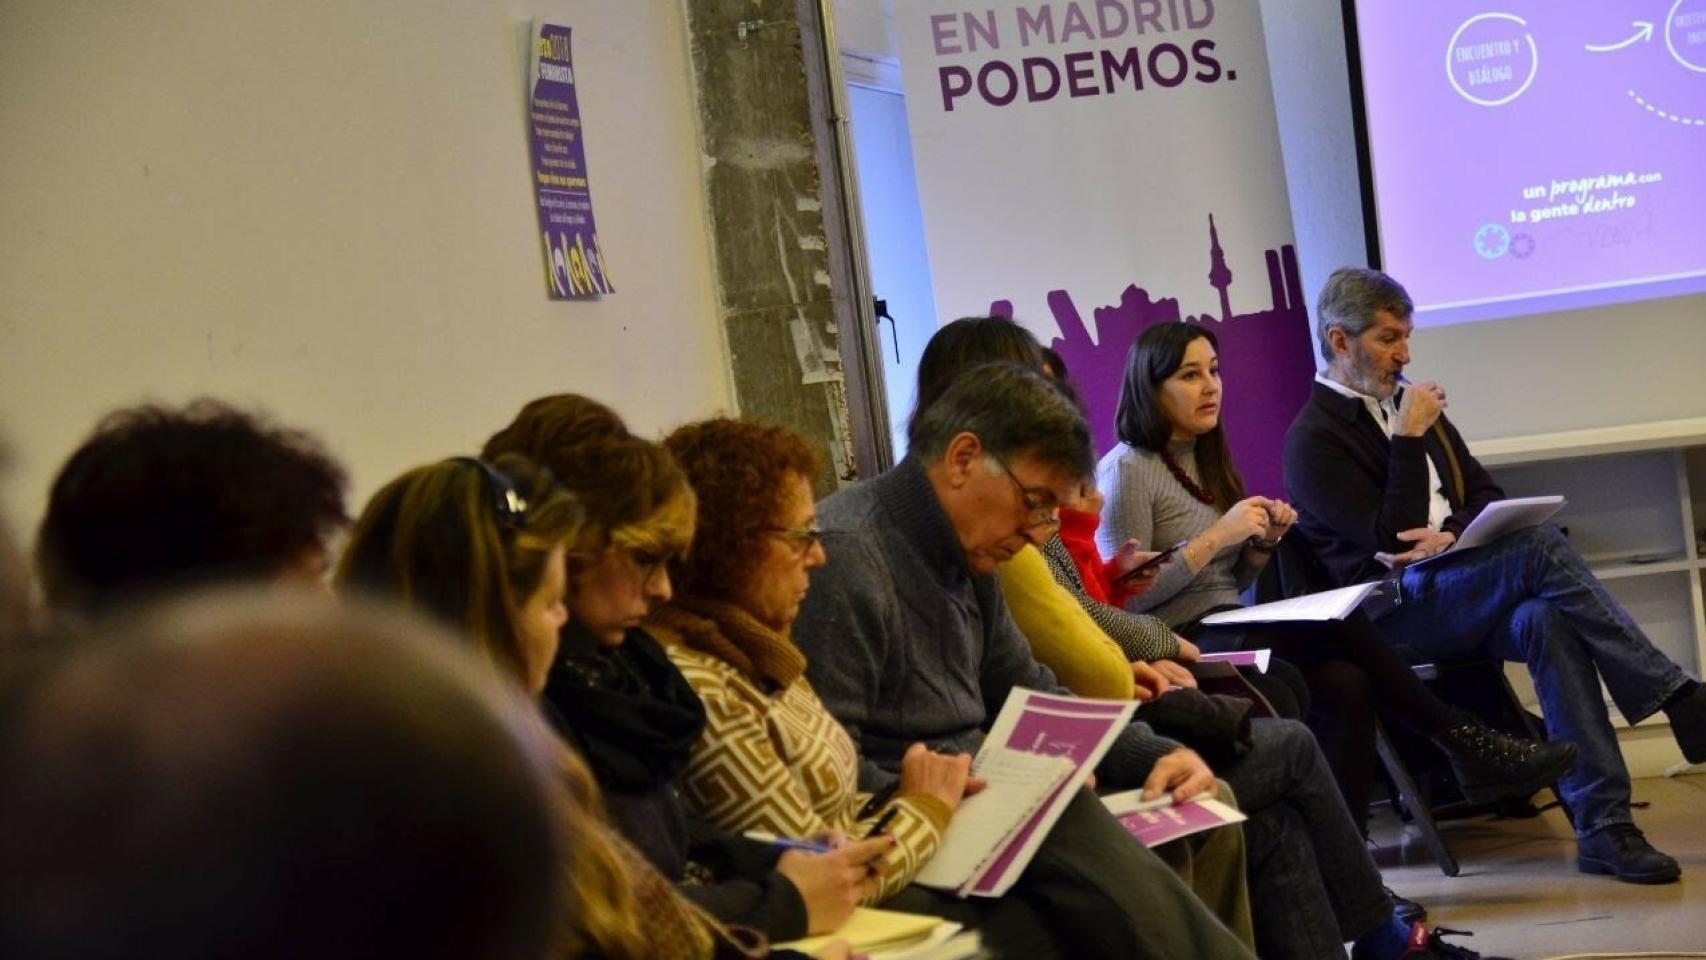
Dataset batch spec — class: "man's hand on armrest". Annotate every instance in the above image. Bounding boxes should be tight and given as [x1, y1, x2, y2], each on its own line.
[1375, 527, 1456, 568]
[1130, 660, 1172, 701]
[1151, 659, 1198, 690]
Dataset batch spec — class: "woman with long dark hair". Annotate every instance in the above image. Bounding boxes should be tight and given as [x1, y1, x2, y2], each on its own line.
[1097, 321, 1576, 841]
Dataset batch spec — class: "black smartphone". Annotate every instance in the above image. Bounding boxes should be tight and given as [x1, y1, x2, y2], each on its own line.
[1114, 540, 1188, 583]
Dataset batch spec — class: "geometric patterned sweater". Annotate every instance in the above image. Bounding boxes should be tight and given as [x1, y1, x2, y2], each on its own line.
[648, 601, 951, 904]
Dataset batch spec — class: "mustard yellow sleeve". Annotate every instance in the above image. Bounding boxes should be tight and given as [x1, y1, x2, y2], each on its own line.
[997, 545, 1136, 700]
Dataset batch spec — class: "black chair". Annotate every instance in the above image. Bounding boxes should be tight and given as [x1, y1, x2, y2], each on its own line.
[1251, 536, 1560, 876]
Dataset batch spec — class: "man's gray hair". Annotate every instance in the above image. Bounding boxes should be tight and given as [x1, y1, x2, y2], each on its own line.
[1315, 267, 1414, 363]
[907, 361, 1094, 479]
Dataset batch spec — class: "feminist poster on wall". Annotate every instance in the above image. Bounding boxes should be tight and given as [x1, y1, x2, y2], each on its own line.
[894, 0, 1314, 495]
[528, 22, 613, 300]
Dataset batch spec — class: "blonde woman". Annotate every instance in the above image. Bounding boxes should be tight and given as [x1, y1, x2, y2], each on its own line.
[484, 396, 883, 943]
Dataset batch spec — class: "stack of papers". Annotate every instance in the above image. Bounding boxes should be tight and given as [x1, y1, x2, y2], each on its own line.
[777, 908, 979, 959]
[1376, 495, 1566, 569]
[1201, 583, 1378, 625]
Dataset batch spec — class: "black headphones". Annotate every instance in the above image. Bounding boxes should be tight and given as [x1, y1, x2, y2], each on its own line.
[452, 457, 528, 529]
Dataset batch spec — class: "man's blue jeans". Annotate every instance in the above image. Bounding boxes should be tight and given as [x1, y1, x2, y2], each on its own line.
[1378, 524, 1691, 837]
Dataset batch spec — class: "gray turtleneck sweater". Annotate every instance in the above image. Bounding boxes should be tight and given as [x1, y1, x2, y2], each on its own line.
[1094, 441, 1259, 630]
[792, 456, 1182, 794]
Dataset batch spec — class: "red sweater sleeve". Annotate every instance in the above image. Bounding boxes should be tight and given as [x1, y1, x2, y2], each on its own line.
[1058, 508, 1136, 606]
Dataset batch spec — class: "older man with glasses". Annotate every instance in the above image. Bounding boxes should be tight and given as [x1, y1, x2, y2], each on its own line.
[793, 360, 1508, 960]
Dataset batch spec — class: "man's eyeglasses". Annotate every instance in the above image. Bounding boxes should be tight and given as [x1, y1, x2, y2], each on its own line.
[765, 524, 823, 557]
[994, 458, 1061, 533]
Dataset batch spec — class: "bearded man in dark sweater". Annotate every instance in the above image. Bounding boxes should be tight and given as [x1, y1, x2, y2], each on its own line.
[794, 361, 1498, 960]
[1283, 267, 1706, 885]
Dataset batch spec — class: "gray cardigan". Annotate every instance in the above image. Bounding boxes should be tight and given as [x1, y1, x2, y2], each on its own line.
[792, 456, 1181, 794]
[1039, 535, 1179, 662]
[1095, 442, 1259, 629]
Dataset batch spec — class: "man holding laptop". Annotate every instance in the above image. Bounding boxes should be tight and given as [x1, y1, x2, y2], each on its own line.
[1283, 266, 1706, 884]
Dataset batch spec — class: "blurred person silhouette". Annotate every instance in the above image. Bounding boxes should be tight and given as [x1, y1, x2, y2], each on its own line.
[35, 400, 348, 620]
[0, 590, 565, 960]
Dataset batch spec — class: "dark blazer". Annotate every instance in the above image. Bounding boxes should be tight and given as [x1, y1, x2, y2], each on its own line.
[1282, 380, 1503, 587]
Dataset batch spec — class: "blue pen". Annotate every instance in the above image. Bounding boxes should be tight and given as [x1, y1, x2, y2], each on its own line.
[743, 830, 832, 854]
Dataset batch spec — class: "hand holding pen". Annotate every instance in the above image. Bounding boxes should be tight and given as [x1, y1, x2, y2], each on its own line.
[1394, 373, 1447, 437]
[896, 742, 984, 812]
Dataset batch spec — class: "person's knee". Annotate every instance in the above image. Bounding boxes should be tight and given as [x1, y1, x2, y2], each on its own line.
[1251, 717, 1321, 770]
[1306, 661, 1372, 713]
[1505, 598, 1559, 660]
[1510, 522, 1564, 550]
[1211, 778, 1238, 808]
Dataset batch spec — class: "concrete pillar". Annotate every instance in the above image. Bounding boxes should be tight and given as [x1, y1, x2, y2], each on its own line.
[680, 0, 890, 491]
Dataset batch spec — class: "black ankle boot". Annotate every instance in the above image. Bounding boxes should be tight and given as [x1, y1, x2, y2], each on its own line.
[1578, 824, 1681, 884]
[1662, 682, 1706, 763]
[1431, 715, 1577, 805]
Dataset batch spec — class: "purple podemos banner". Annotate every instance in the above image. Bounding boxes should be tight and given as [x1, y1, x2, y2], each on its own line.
[894, 1, 1315, 497]
[1355, 1, 1706, 327]
[529, 23, 613, 300]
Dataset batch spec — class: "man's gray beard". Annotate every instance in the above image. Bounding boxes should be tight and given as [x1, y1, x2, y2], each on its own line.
[1340, 356, 1395, 399]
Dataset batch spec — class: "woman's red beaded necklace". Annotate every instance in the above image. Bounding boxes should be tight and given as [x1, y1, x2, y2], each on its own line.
[1158, 448, 1216, 505]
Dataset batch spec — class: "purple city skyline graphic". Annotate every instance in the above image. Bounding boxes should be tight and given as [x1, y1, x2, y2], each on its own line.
[991, 215, 1316, 498]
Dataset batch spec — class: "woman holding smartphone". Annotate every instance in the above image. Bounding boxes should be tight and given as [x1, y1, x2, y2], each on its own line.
[1097, 322, 1575, 841]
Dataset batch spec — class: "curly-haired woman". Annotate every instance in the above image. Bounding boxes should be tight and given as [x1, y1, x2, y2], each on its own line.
[653, 419, 975, 902]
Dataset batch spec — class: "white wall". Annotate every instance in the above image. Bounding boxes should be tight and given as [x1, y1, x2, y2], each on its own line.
[0, 0, 731, 532]
[1263, 0, 1706, 443]
[846, 83, 936, 458]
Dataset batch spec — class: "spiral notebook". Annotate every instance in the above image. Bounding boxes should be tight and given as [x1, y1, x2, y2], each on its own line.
[911, 746, 1074, 894]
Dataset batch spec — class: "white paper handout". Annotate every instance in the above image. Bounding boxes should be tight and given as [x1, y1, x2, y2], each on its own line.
[911, 747, 1073, 892]
[1200, 583, 1379, 626]
[1377, 495, 1566, 569]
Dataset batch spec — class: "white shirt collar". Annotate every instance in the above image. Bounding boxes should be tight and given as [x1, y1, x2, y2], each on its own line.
[1315, 373, 1373, 402]
[1315, 373, 1396, 422]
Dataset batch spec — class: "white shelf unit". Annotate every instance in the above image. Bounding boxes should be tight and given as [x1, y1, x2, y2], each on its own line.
[1467, 419, 1706, 778]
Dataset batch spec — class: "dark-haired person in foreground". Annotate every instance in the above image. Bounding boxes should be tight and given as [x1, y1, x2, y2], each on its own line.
[794, 362, 1505, 960]
[35, 399, 348, 618]
[1284, 267, 1706, 884]
[0, 444, 36, 654]
[0, 591, 567, 960]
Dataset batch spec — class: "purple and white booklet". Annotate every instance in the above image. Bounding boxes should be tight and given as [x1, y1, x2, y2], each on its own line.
[1101, 789, 1247, 848]
[1195, 649, 1272, 673]
[959, 689, 1136, 897]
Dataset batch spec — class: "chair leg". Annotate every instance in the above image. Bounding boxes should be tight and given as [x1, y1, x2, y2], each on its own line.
[1375, 720, 1460, 877]
[1493, 667, 1575, 824]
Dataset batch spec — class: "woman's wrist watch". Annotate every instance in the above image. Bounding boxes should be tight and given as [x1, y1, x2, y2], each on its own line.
[1248, 535, 1283, 552]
